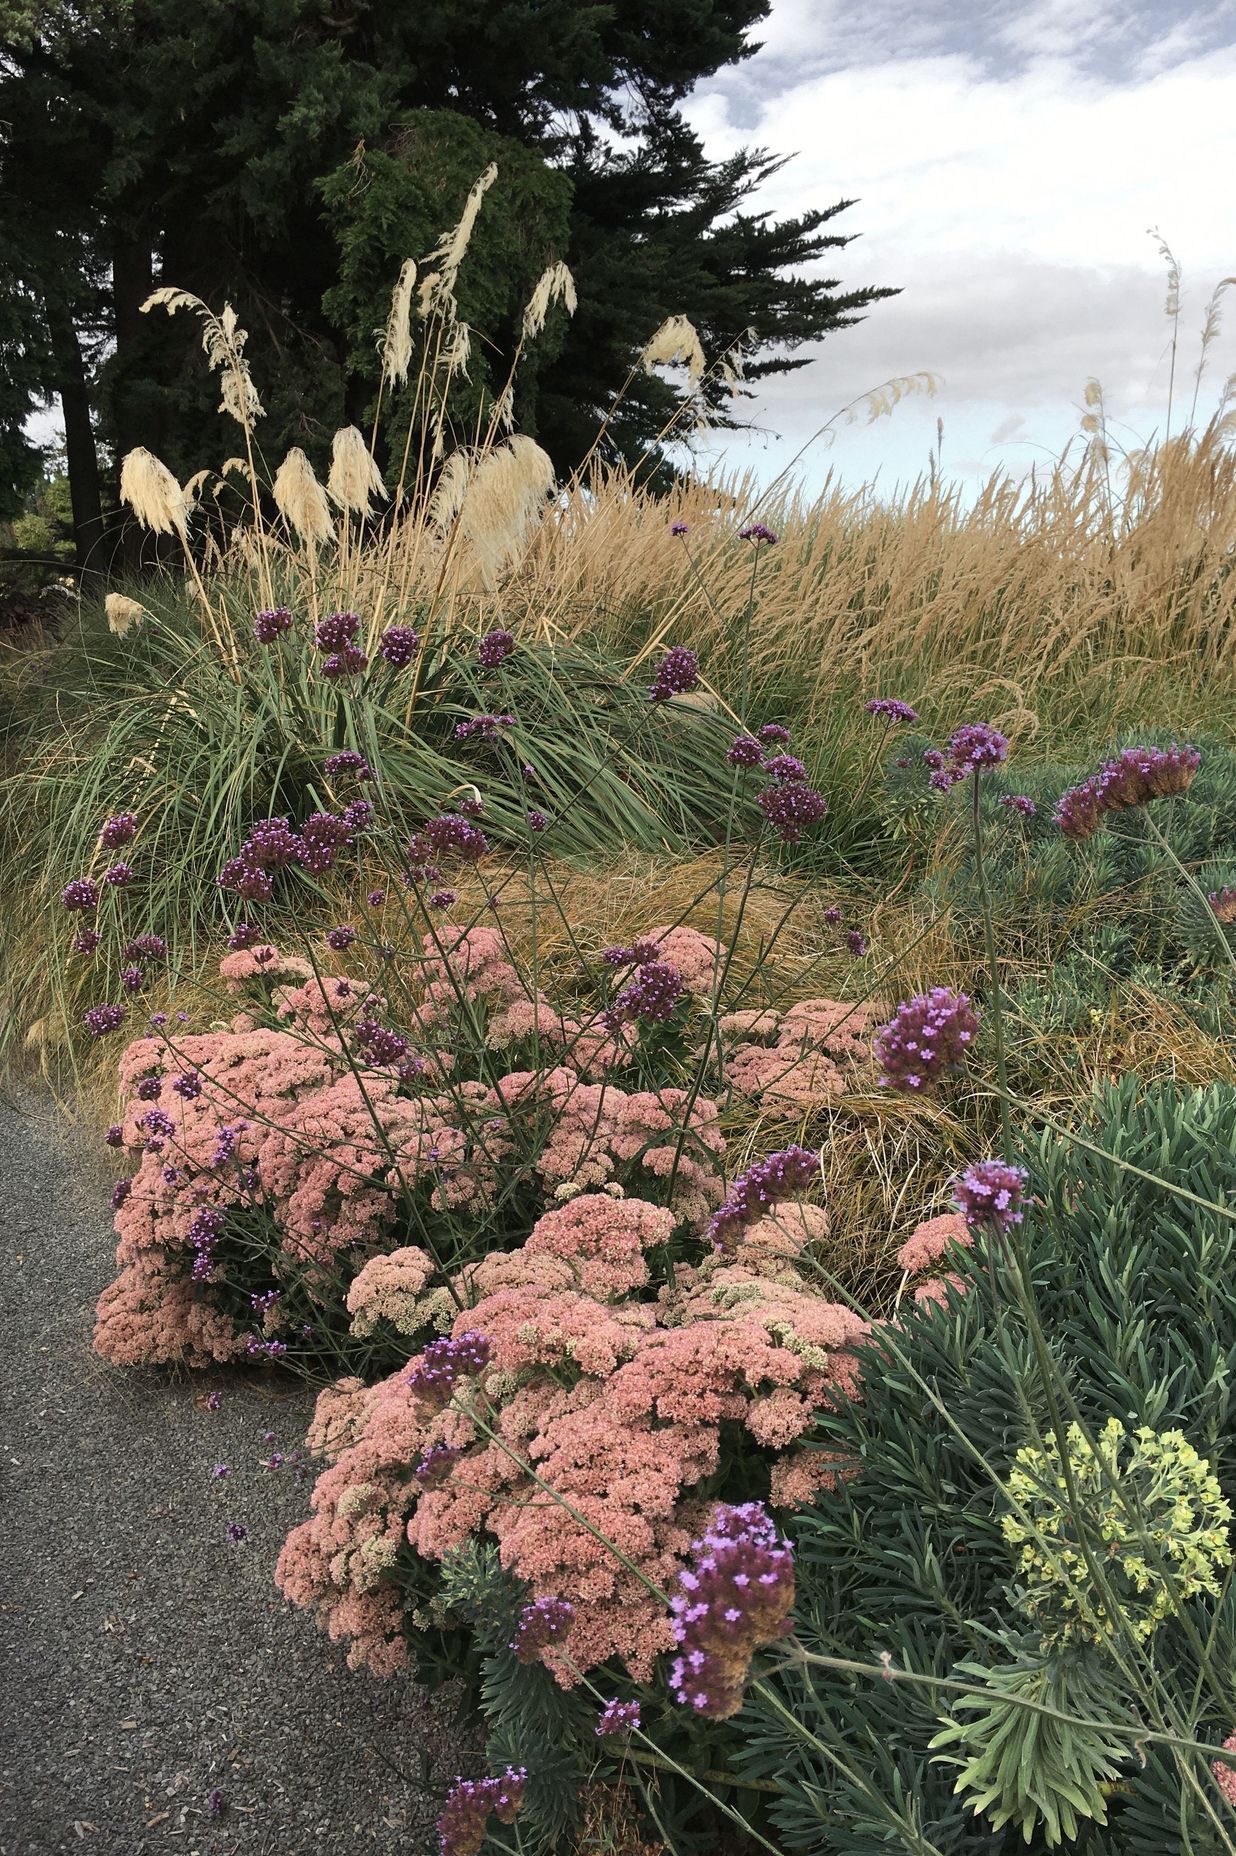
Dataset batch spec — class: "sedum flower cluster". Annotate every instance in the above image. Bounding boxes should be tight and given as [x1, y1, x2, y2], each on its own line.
[276, 1189, 865, 1683]
[1002, 1416, 1232, 1647]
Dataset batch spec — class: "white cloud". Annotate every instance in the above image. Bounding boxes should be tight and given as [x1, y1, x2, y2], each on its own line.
[685, 21, 1236, 494]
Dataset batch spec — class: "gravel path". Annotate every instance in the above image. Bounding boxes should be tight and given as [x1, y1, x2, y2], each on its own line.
[0, 1095, 465, 1856]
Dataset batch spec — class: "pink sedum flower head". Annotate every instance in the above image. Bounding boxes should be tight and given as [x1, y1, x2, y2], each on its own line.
[1213, 1733, 1236, 1808]
[873, 989, 979, 1092]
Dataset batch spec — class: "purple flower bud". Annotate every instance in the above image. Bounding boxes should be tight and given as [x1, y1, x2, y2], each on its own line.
[510, 1596, 574, 1664]
[99, 813, 138, 849]
[649, 646, 700, 703]
[477, 628, 515, 667]
[596, 1698, 642, 1736]
[952, 1159, 1030, 1232]
[253, 606, 293, 644]
[323, 749, 374, 780]
[327, 924, 356, 951]
[379, 624, 420, 668]
[864, 698, 919, 724]
[84, 1002, 127, 1038]
[726, 734, 763, 769]
[738, 523, 779, 545]
[708, 1146, 820, 1253]
[62, 878, 98, 913]
[103, 861, 135, 887]
[406, 1332, 493, 1410]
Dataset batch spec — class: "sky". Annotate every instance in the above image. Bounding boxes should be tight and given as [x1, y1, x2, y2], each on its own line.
[681, 0, 1236, 498]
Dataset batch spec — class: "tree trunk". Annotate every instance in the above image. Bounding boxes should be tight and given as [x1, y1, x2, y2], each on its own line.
[43, 293, 104, 573]
[111, 231, 155, 573]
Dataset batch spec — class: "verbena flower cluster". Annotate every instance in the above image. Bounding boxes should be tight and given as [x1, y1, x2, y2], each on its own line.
[1055, 743, 1202, 840]
[477, 628, 515, 667]
[951, 1160, 1029, 1232]
[926, 722, 1010, 791]
[253, 605, 294, 645]
[873, 989, 980, 1092]
[864, 698, 918, 724]
[668, 1501, 794, 1718]
[436, 1767, 526, 1856]
[217, 807, 363, 902]
[648, 646, 700, 703]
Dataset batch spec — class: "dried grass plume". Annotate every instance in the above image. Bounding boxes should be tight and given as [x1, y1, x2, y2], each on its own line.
[105, 593, 151, 638]
[119, 447, 190, 536]
[327, 427, 387, 516]
[273, 448, 335, 544]
[641, 314, 706, 384]
[522, 262, 577, 341]
[382, 259, 417, 385]
[458, 434, 555, 585]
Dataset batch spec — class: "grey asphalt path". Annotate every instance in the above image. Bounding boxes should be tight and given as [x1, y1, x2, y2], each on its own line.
[0, 1095, 466, 1856]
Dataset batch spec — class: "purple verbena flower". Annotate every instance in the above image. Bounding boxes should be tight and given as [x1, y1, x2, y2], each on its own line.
[822, 906, 842, 925]
[846, 930, 867, 956]
[760, 753, 807, 784]
[670, 520, 689, 537]
[873, 988, 980, 1092]
[314, 610, 361, 652]
[596, 1698, 642, 1736]
[726, 734, 763, 769]
[454, 713, 515, 742]
[84, 1003, 127, 1038]
[120, 965, 145, 994]
[366, 888, 386, 908]
[404, 814, 488, 879]
[226, 1523, 248, 1544]
[668, 1502, 794, 1718]
[951, 1159, 1030, 1232]
[323, 749, 374, 781]
[140, 1108, 174, 1139]
[211, 1463, 230, 1480]
[99, 813, 138, 849]
[738, 523, 778, 545]
[757, 779, 827, 843]
[649, 646, 700, 704]
[62, 878, 98, 913]
[429, 889, 456, 910]
[320, 645, 369, 679]
[136, 1076, 161, 1101]
[124, 933, 166, 961]
[226, 921, 259, 949]
[526, 808, 549, 832]
[414, 1442, 463, 1486]
[72, 928, 101, 955]
[864, 698, 919, 724]
[604, 958, 685, 1031]
[172, 1072, 201, 1099]
[436, 1769, 526, 1856]
[510, 1596, 574, 1664]
[110, 1176, 133, 1210]
[477, 628, 515, 667]
[1056, 744, 1202, 840]
[379, 624, 420, 668]
[327, 924, 356, 951]
[759, 724, 791, 746]
[930, 723, 1009, 790]
[406, 1332, 493, 1411]
[355, 1019, 409, 1067]
[998, 794, 1038, 816]
[102, 861, 135, 887]
[707, 1146, 820, 1253]
[253, 606, 293, 645]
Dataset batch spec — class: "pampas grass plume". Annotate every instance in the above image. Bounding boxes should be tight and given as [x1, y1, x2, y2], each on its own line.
[327, 427, 387, 516]
[459, 434, 554, 585]
[521, 262, 577, 341]
[119, 447, 190, 536]
[382, 259, 417, 385]
[273, 448, 335, 543]
[423, 163, 497, 313]
[105, 593, 151, 638]
[641, 314, 706, 384]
